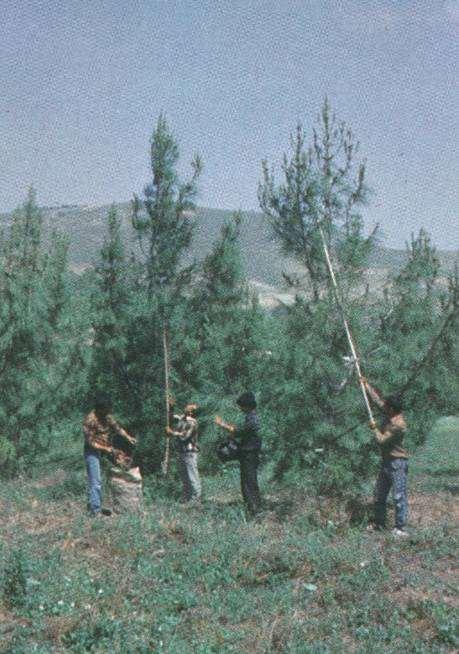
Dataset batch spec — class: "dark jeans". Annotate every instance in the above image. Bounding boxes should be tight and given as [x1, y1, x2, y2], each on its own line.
[85, 452, 102, 514]
[374, 458, 408, 529]
[239, 451, 261, 515]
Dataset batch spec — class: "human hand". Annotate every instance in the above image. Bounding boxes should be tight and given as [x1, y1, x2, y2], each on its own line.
[112, 448, 131, 468]
[369, 419, 377, 430]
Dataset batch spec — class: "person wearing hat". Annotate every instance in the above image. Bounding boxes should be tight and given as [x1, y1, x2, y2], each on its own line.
[215, 392, 262, 516]
[166, 399, 201, 503]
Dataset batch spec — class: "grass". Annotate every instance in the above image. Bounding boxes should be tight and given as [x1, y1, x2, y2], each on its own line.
[0, 419, 458, 653]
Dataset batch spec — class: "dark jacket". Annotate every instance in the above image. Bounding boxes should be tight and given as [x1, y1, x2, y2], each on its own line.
[234, 410, 261, 453]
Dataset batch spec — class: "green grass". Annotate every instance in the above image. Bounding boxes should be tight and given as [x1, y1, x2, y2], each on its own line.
[411, 416, 459, 494]
[0, 419, 457, 653]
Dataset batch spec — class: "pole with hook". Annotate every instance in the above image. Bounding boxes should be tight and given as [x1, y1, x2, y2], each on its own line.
[318, 224, 374, 423]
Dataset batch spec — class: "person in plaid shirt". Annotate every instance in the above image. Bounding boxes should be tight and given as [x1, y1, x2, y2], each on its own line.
[83, 395, 137, 516]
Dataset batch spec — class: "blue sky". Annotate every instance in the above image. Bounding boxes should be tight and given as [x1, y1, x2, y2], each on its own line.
[1, 0, 457, 248]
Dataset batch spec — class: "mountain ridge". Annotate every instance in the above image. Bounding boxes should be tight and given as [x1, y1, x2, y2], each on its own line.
[1, 203, 457, 291]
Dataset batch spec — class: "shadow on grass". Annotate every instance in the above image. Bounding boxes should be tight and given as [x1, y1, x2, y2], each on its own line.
[440, 484, 459, 495]
[428, 469, 459, 477]
[346, 497, 373, 526]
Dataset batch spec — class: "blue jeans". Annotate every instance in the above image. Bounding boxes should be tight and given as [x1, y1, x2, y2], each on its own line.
[178, 451, 201, 502]
[374, 458, 408, 529]
[85, 452, 102, 514]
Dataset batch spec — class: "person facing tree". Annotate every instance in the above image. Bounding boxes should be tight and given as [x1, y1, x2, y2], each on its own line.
[215, 392, 262, 516]
[361, 378, 409, 536]
[83, 394, 137, 517]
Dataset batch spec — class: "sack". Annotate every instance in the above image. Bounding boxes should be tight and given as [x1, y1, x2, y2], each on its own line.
[109, 466, 143, 514]
[217, 440, 240, 463]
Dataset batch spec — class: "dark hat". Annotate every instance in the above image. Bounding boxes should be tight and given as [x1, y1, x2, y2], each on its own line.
[236, 392, 257, 410]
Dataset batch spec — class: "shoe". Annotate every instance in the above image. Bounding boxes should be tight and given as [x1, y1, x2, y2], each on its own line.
[101, 508, 113, 516]
[392, 528, 409, 537]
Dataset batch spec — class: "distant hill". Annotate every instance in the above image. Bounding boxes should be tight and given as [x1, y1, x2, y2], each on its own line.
[0, 203, 457, 303]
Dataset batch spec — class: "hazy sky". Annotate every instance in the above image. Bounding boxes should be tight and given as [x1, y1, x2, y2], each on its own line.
[1, 1, 457, 249]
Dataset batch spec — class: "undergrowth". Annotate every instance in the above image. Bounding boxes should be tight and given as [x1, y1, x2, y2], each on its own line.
[0, 419, 457, 653]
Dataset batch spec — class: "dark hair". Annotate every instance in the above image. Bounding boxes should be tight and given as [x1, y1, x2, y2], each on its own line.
[386, 393, 403, 414]
[94, 391, 111, 417]
[236, 392, 257, 410]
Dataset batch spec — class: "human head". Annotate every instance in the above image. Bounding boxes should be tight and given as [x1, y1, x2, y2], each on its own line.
[386, 393, 403, 416]
[94, 392, 111, 418]
[236, 392, 257, 412]
[184, 403, 198, 417]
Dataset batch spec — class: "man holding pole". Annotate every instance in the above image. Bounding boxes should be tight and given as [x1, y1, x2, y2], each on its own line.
[361, 378, 409, 537]
[317, 223, 409, 536]
[166, 399, 201, 503]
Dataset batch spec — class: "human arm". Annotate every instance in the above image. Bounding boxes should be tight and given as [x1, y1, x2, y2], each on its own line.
[166, 418, 196, 442]
[215, 416, 236, 434]
[361, 378, 386, 410]
[83, 416, 113, 454]
[111, 447, 132, 469]
[165, 425, 185, 438]
[369, 416, 406, 444]
[107, 415, 137, 445]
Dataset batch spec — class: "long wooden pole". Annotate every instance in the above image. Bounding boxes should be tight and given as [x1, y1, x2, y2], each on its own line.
[318, 225, 375, 423]
[161, 325, 171, 475]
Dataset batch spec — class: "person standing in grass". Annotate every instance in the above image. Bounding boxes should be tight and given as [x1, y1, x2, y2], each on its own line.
[83, 394, 137, 517]
[166, 399, 201, 503]
[361, 378, 409, 537]
[215, 392, 262, 516]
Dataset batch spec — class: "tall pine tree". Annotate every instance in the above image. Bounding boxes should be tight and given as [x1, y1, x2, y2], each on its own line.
[90, 205, 132, 414]
[258, 101, 379, 493]
[128, 115, 202, 470]
[0, 190, 87, 474]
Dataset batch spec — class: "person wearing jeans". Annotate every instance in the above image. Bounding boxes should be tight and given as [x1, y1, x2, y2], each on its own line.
[374, 458, 408, 530]
[83, 395, 137, 517]
[361, 378, 409, 536]
[166, 401, 201, 503]
[84, 451, 102, 515]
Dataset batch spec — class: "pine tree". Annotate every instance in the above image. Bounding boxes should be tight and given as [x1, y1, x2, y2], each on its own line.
[182, 213, 271, 473]
[259, 99, 375, 301]
[258, 102, 379, 494]
[190, 213, 269, 397]
[90, 205, 132, 413]
[0, 190, 86, 474]
[369, 229, 459, 447]
[128, 115, 202, 470]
